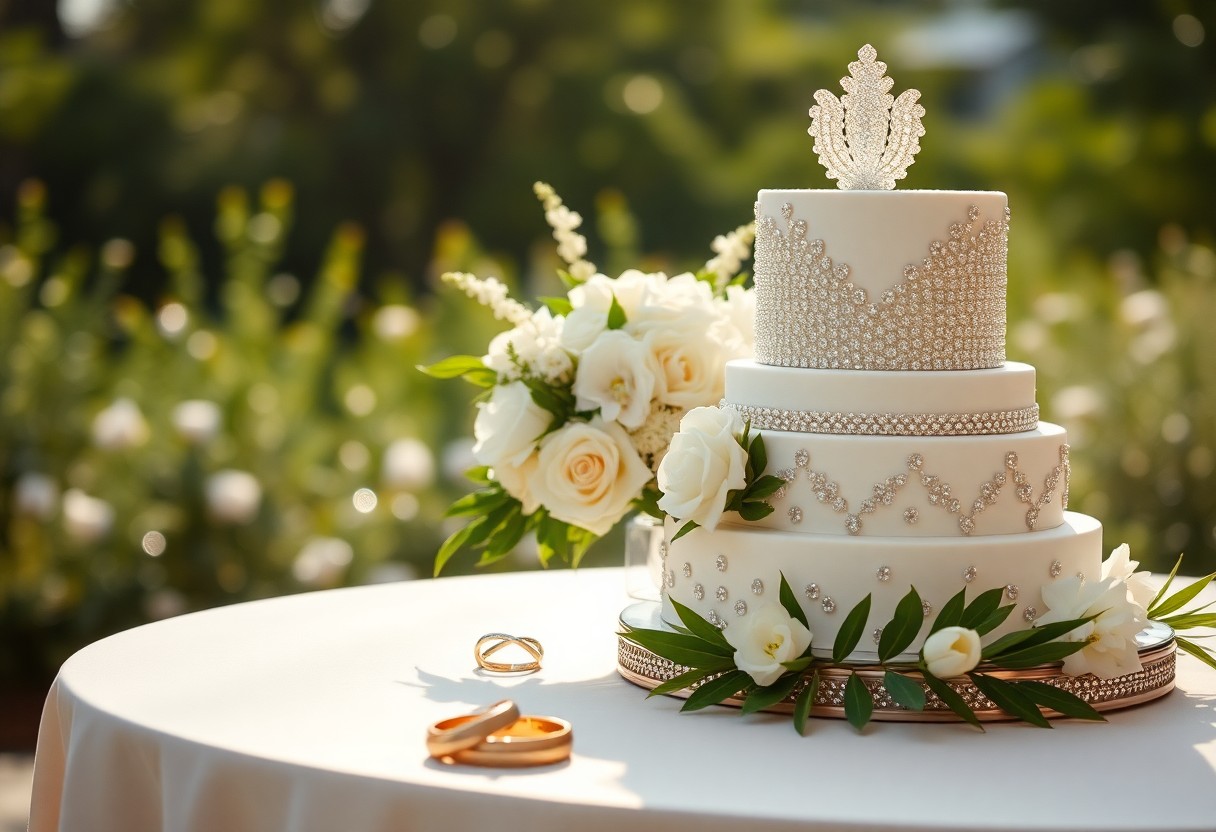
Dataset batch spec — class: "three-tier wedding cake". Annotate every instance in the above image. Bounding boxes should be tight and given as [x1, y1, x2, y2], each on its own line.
[659, 45, 1096, 660]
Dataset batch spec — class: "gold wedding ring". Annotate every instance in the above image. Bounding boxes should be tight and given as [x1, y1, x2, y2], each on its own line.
[427, 706, 573, 768]
[425, 699, 520, 758]
[475, 633, 543, 673]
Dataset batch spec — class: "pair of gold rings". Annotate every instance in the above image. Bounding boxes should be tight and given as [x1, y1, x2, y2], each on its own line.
[426, 699, 572, 767]
[475, 633, 543, 673]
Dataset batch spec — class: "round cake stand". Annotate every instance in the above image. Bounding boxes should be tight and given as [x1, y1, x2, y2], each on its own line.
[616, 602, 1176, 722]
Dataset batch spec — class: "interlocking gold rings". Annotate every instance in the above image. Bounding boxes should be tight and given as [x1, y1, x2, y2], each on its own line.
[425, 699, 520, 758]
[426, 699, 573, 767]
[475, 633, 544, 673]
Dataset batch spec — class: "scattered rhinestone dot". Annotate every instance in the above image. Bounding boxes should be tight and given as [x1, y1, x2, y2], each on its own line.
[821, 597, 837, 614]
[1023, 606, 1038, 622]
[907, 453, 924, 470]
[876, 565, 892, 582]
[1050, 560, 1063, 578]
[707, 610, 725, 629]
[845, 514, 861, 535]
[1005, 584, 1020, 600]
[903, 507, 920, 525]
[682, 562, 692, 578]
[716, 585, 728, 602]
[734, 600, 748, 616]
[751, 578, 764, 595]
[1005, 452, 1019, 470]
[715, 554, 727, 572]
[665, 570, 674, 588]
[963, 565, 978, 583]
[872, 627, 883, 645]
[794, 449, 810, 468]
[788, 506, 804, 524]
[693, 583, 704, 601]
[922, 600, 933, 617]
[805, 583, 821, 601]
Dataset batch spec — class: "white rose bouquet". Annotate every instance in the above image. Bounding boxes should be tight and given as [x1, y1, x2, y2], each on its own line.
[424, 183, 756, 573]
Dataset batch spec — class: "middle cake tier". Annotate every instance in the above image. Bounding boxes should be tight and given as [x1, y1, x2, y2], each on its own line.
[732, 421, 1069, 537]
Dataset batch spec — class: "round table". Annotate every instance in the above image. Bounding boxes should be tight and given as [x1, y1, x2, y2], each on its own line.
[28, 568, 1216, 832]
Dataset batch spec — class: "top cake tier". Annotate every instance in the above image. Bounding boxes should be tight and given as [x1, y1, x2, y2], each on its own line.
[753, 189, 1009, 370]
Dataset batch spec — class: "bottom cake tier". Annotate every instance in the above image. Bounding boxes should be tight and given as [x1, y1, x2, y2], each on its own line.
[662, 511, 1104, 660]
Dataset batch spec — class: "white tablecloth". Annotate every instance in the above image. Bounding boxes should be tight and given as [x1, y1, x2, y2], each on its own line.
[28, 568, 1216, 832]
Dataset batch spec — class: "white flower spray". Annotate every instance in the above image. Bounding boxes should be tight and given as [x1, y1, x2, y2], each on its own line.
[441, 272, 533, 327]
[704, 223, 756, 289]
[534, 181, 597, 281]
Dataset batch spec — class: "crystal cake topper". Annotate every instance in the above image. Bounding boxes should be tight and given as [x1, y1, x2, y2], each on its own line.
[808, 44, 926, 190]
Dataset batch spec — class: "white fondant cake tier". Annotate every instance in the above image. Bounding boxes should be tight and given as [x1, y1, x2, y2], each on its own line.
[742, 422, 1069, 537]
[661, 511, 1103, 661]
[725, 359, 1037, 435]
[752, 189, 1008, 370]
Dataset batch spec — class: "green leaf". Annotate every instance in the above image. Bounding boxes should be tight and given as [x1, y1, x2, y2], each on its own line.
[793, 671, 817, 735]
[780, 657, 814, 673]
[843, 673, 873, 731]
[779, 572, 809, 629]
[883, 670, 927, 711]
[929, 587, 967, 634]
[974, 603, 1017, 637]
[748, 432, 769, 478]
[1160, 612, 1216, 630]
[433, 520, 480, 576]
[1177, 637, 1216, 672]
[670, 597, 733, 651]
[922, 672, 983, 731]
[982, 616, 1092, 659]
[728, 271, 750, 288]
[959, 587, 1006, 631]
[878, 586, 925, 662]
[479, 507, 528, 560]
[681, 670, 751, 712]
[417, 354, 489, 379]
[556, 268, 581, 288]
[1017, 681, 1105, 722]
[671, 519, 699, 542]
[607, 293, 627, 329]
[647, 667, 717, 698]
[1147, 555, 1184, 614]
[968, 674, 1051, 728]
[539, 295, 573, 316]
[1149, 571, 1216, 619]
[988, 640, 1088, 670]
[620, 627, 733, 668]
[567, 525, 598, 568]
[736, 501, 774, 522]
[633, 489, 664, 519]
[523, 376, 573, 423]
[741, 672, 802, 715]
[744, 475, 786, 501]
[832, 594, 872, 664]
[445, 487, 510, 517]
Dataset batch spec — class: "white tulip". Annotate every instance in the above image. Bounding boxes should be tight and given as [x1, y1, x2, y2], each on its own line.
[472, 381, 551, 469]
[572, 330, 661, 429]
[62, 489, 115, 543]
[1035, 575, 1147, 679]
[656, 406, 746, 532]
[1100, 543, 1156, 611]
[92, 398, 150, 450]
[724, 603, 813, 687]
[922, 626, 982, 678]
[525, 418, 653, 536]
[382, 437, 435, 490]
[204, 469, 263, 525]
[172, 399, 222, 444]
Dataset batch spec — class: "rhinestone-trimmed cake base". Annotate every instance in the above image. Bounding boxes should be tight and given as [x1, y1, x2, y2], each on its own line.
[617, 603, 1176, 722]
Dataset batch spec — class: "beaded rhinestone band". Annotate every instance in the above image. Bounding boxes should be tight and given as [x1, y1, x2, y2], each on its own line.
[753, 202, 1009, 371]
[726, 402, 1039, 437]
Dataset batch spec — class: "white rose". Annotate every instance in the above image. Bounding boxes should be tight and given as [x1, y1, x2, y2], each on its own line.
[922, 626, 982, 678]
[655, 406, 746, 532]
[572, 330, 660, 429]
[204, 469, 262, 525]
[1100, 543, 1156, 611]
[92, 398, 150, 450]
[525, 418, 653, 536]
[472, 381, 552, 469]
[719, 284, 756, 356]
[558, 305, 608, 353]
[724, 603, 813, 687]
[172, 399, 222, 444]
[1035, 575, 1147, 679]
[569, 270, 653, 319]
[494, 452, 541, 515]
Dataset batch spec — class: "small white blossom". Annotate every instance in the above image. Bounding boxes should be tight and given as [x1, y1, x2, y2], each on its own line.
[1100, 543, 1156, 610]
[533, 181, 597, 279]
[442, 272, 532, 326]
[92, 398, 150, 450]
[205, 469, 263, 525]
[1036, 574, 1147, 679]
[704, 222, 755, 288]
[629, 402, 685, 474]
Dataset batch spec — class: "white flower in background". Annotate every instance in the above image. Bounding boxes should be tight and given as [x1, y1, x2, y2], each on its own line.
[493, 452, 541, 514]
[382, 438, 436, 490]
[1035, 575, 1147, 679]
[472, 381, 552, 469]
[628, 272, 717, 333]
[572, 330, 661, 429]
[14, 472, 59, 520]
[656, 406, 746, 532]
[62, 489, 114, 543]
[372, 304, 420, 341]
[628, 402, 685, 474]
[92, 397, 150, 450]
[525, 418, 653, 536]
[644, 321, 728, 409]
[724, 603, 812, 687]
[292, 537, 354, 587]
[921, 626, 982, 678]
[204, 469, 263, 525]
[172, 399, 222, 444]
[719, 284, 756, 356]
[704, 222, 756, 286]
[1100, 543, 1156, 610]
[484, 307, 569, 382]
[558, 305, 608, 354]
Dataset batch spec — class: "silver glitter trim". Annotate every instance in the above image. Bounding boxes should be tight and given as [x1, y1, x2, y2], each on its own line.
[725, 402, 1039, 437]
[753, 202, 1008, 370]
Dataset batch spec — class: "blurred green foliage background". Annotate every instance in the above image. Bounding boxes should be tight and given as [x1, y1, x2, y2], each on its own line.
[1, 0, 1215, 687]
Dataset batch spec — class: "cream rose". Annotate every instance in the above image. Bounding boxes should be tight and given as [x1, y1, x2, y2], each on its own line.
[571, 330, 660, 429]
[656, 406, 746, 532]
[493, 452, 541, 515]
[1035, 575, 1147, 679]
[921, 626, 982, 678]
[525, 418, 653, 536]
[642, 319, 727, 408]
[472, 381, 552, 469]
[724, 603, 813, 687]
